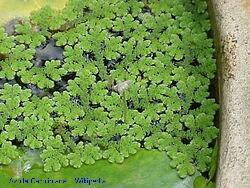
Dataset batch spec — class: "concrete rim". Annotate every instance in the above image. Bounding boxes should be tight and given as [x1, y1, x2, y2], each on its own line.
[207, 0, 250, 187]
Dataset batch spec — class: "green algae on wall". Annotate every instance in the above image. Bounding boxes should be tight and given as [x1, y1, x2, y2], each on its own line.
[0, 0, 68, 24]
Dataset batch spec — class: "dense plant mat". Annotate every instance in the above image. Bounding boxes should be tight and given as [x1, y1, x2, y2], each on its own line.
[0, 0, 218, 179]
[0, 149, 198, 188]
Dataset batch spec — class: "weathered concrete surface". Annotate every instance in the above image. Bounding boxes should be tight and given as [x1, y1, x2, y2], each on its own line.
[208, 0, 250, 187]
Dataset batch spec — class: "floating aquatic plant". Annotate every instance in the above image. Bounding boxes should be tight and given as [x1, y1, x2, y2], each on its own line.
[0, 0, 218, 178]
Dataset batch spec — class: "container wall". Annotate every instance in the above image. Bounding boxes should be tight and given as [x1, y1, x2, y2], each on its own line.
[207, 0, 250, 187]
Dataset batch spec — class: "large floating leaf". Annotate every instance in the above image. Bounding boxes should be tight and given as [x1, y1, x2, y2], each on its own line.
[0, 150, 198, 188]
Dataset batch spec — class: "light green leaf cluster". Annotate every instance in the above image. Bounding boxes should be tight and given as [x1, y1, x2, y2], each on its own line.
[53, 91, 85, 121]
[18, 60, 67, 89]
[23, 96, 54, 120]
[0, 45, 34, 80]
[0, 84, 31, 120]
[68, 143, 102, 168]
[0, 28, 14, 54]
[0, 141, 19, 165]
[15, 22, 46, 48]
[41, 135, 68, 172]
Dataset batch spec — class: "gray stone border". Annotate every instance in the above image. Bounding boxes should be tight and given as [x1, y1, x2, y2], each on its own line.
[207, 0, 250, 187]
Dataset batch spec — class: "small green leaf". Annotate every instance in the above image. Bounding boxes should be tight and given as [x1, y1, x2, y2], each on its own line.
[209, 141, 218, 181]
[193, 176, 207, 188]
